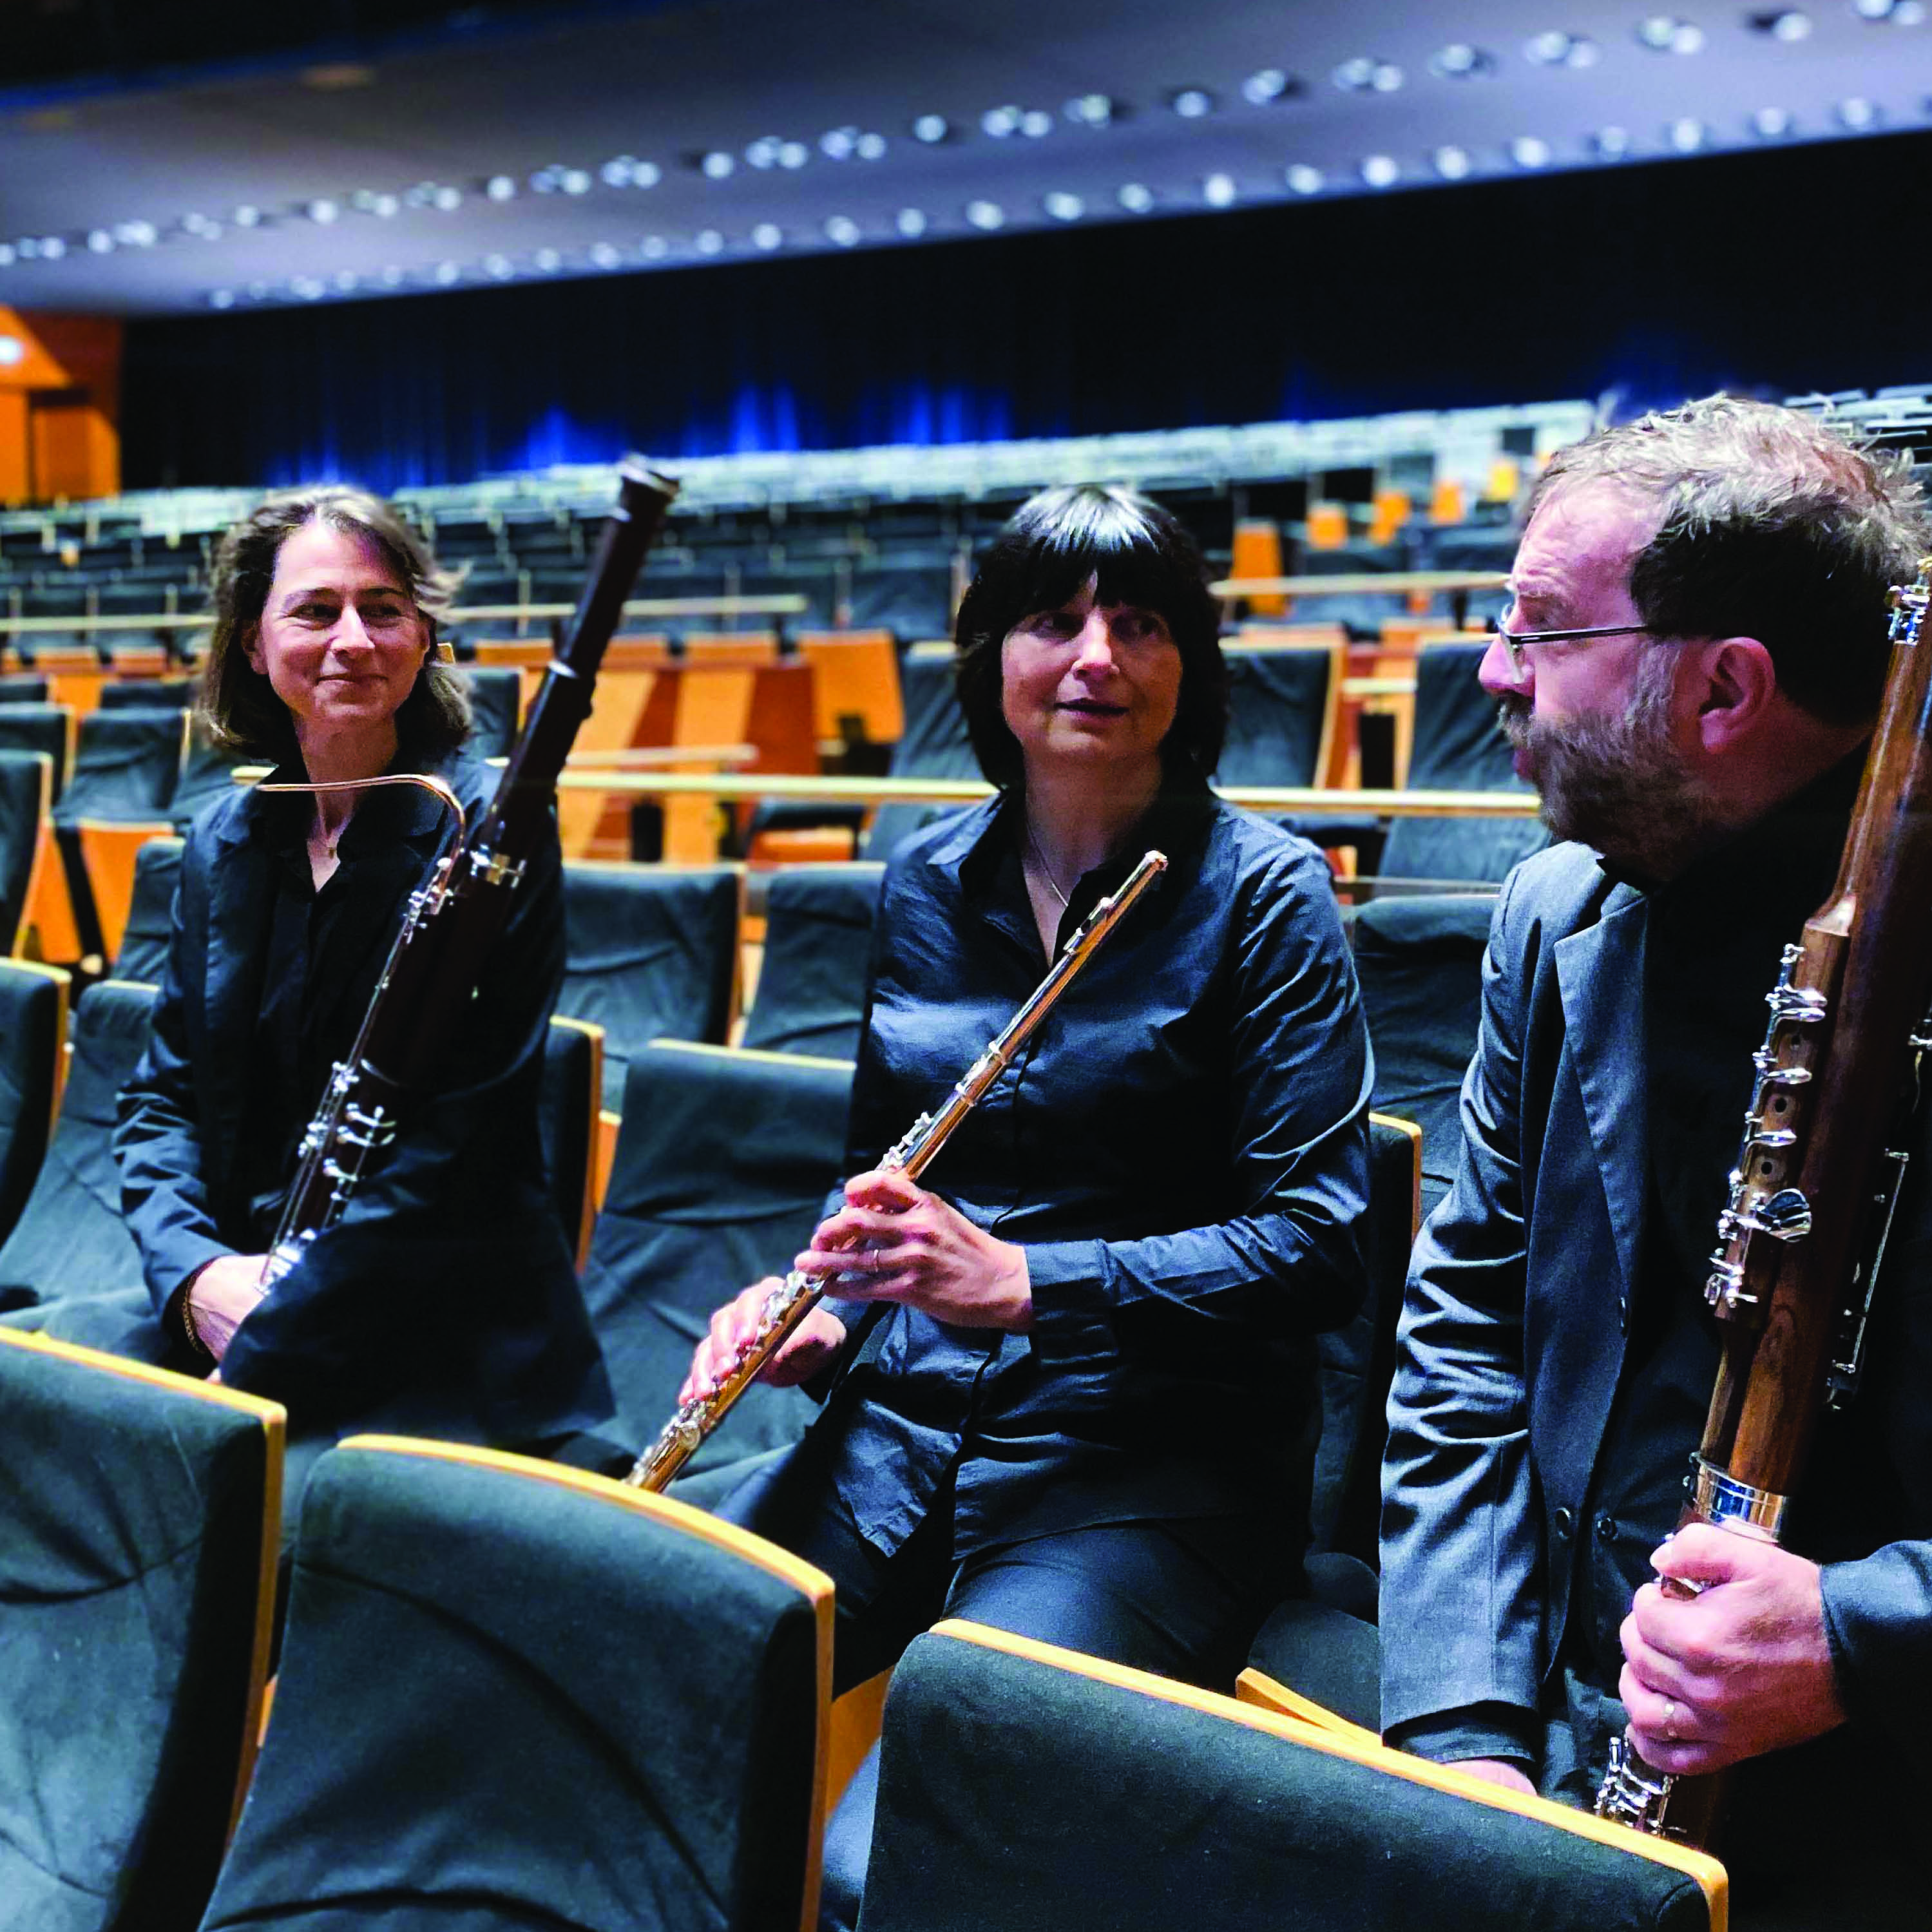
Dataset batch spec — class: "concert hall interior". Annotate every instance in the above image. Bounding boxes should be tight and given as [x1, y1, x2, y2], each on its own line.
[3, 3, 1931, 1929]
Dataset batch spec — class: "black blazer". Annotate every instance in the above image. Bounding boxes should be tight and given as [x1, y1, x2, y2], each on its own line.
[114, 751, 613, 1446]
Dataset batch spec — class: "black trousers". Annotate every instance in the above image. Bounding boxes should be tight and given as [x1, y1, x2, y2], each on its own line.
[714, 1431, 1292, 1932]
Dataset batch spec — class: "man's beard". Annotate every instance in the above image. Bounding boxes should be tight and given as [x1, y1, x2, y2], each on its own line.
[1498, 653, 1719, 881]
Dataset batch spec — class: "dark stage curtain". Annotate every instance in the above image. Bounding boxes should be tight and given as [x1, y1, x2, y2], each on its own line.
[122, 129, 1932, 493]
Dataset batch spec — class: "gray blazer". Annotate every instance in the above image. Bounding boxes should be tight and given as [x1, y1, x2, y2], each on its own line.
[1379, 836, 1932, 1782]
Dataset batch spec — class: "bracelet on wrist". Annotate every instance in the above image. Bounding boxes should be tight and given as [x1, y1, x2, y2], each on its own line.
[180, 1285, 212, 1359]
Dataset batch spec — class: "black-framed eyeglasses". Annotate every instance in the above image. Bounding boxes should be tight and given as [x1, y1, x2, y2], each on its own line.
[1482, 617, 1655, 676]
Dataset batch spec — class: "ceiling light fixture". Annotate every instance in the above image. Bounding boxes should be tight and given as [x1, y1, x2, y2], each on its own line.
[334, 271, 358, 291]
[1361, 154, 1401, 187]
[1333, 57, 1404, 91]
[1510, 135, 1552, 166]
[1595, 125, 1632, 157]
[702, 151, 736, 178]
[1748, 8, 1813, 35]
[1285, 164, 1325, 194]
[484, 254, 513, 280]
[1044, 191, 1085, 220]
[1525, 30, 1600, 64]
[1118, 182, 1155, 211]
[1636, 15, 1706, 51]
[1752, 105, 1794, 135]
[824, 215, 861, 246]
[1430, 43, 1496, 76]
[1170, 88, 1215, 117]
[982, 105, 1021, 137]
[896, 207, 928, 236]
[233, 204, 262, 227]
[1433, 144, 1473, 178]
[209, 289, 234, 309]
[182, 212, 221, 238]
[1668, 116, 1707, 148]
[589, 242, 622, 267]
[744, 138, 783, 169]
[641, 235, 669, 260]
[307, 198, 341, 224]
[821, 126, 859, 158]
[1840, 95, 1880, 125]
[533, 248, 562, 272]
[379, 265, 404, 287]
[86, 229, 114, 253]
[752, 222, 783, 250]
[434, 260, 461, 285]
[856, 131, 889, 158]
[1241, 68, 1292, 102]
[695, 229, 725, 254]
[777, 142, 810, 169]
[1066, 92, 1115, 124]
[1203, 172, 1238, 206]
[486, 175, 517, 201]
[965, 199, 1006, 229]
[913, 114, 950, 143]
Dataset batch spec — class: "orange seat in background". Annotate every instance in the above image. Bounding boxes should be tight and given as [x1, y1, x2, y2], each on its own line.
[1229, 519, 1286, 617]
[794, 630, 904, 749]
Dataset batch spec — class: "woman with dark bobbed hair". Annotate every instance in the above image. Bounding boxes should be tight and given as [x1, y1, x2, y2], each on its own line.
[106, 484, 613, 1461]
[686, 484, 1371, 1929]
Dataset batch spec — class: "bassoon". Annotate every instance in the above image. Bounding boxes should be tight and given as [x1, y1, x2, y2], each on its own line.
[260, 458, 678, 1286]
[1596, 561, 1932, 1842]
[625, 847, 1171, 1492]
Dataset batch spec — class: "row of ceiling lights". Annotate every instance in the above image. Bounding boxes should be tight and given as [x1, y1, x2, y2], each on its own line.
[3, 3, 1925, 282]
[186, 83, 1907, 309]
[0, 72, 1913, 281]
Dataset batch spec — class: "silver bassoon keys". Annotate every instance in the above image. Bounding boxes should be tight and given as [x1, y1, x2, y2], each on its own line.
[624, 846, 1169, 1493]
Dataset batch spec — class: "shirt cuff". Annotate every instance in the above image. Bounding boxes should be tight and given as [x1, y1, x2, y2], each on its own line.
[1385, 1703, 1540, 1770]
[1015, 1239, 1112, 1351]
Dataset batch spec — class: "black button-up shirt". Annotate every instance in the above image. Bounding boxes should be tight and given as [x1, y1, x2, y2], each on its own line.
[814, 778, 1373, 1560]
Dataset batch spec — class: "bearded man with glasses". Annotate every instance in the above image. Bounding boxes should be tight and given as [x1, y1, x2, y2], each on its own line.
[1339, 396, 1932, 1922]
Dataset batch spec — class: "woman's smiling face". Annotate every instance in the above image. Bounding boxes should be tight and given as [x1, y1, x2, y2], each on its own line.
[244, 518, 430, 749]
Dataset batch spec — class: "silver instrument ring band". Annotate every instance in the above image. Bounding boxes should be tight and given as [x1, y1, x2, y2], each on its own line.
[1692, 1457, 1789, 1537]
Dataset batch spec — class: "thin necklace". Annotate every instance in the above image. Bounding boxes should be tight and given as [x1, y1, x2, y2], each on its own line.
[1025, 819, 1072, 911]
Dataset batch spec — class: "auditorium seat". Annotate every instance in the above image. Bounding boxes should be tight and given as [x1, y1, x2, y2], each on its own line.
[0, 1326, 282, 1932]
[868, 642, 974, 861]
[860, 1621, 1726, 1932]
[539, 1015, 602, 1270]
[1350, 894, 1494, 1218]
[98, 675, 196, 710]
[1308, 1113, 1422, 1590]
[0, 979, 155, 1314]
[50, 707, 187, 964]
[195, 1435, 832, 1932]
[560, 861, 741, 1111]
[0, 961, 66, 1253]
[0, 673, 50, 703]
[578, 1040, 852, 1475]
[454, 663, 522, 758]
[1217, 638, 1343, 789]
[0, 749, 52, 955]
[168, 721, 253, 832]
[1378, 640, 1547, 883]
[794, 629, 905, 751]
[845, 560, 955, 640]
[740, 861, 884, 1058]
[888, 643, 975, 779]
[0, 702, 73, 803]
[117, 836, 184, 982]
